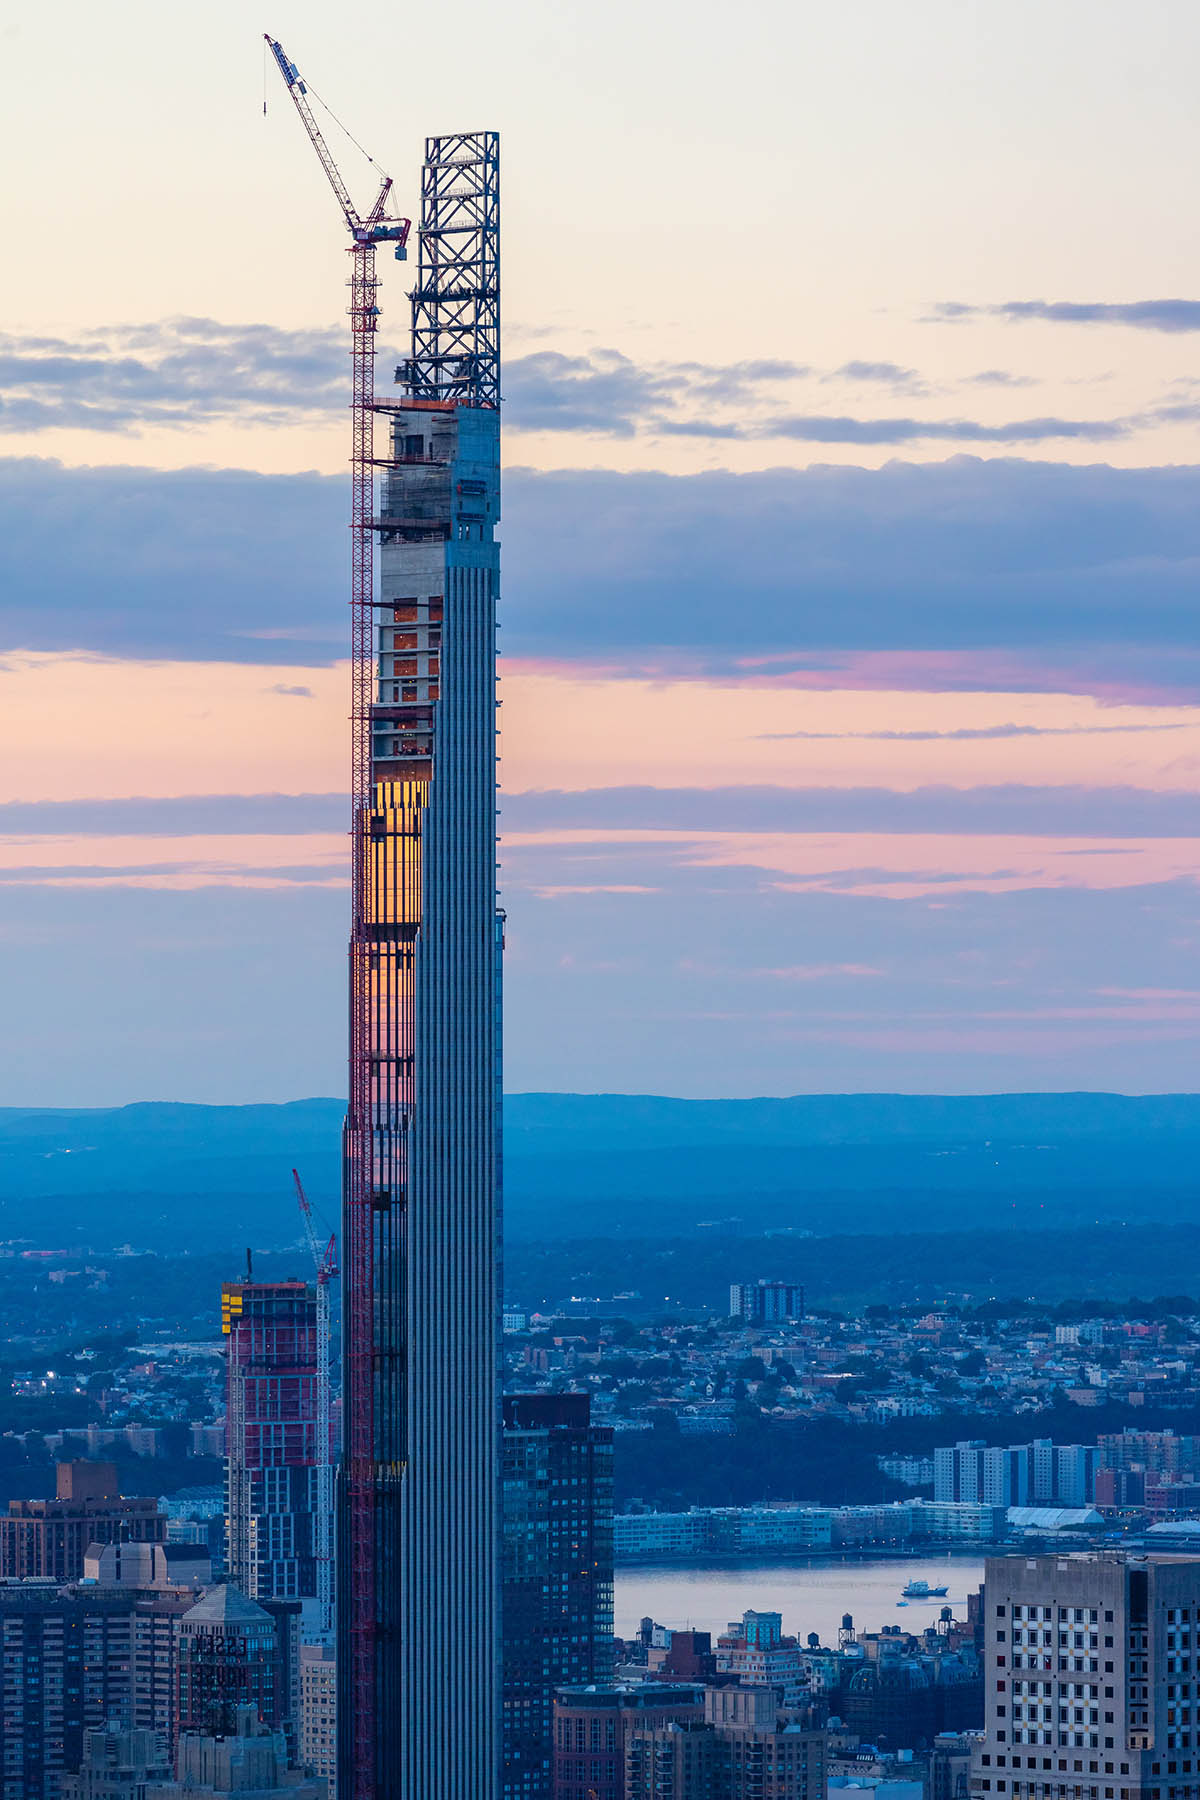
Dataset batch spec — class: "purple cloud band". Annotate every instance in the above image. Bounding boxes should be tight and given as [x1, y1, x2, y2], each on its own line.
[5, 784, 1200, 840]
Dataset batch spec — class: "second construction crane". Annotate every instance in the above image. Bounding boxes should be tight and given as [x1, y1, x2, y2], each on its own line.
[292, 1168, 338, 1637]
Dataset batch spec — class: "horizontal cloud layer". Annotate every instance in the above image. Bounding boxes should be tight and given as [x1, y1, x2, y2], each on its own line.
[510, 349, 1112, 442]
[8, 455, 1200, 686]
[757, 722, 1190, 742]
[0, 457, 344, 662]
[934, 299, 1200, 333]
[0, 794, 348, 835]
[0, 319, 356, 432]
[504, 785, 1200, 838]
[0, 322, 1137, 444]
[0, 322, 820, 439]
[9, 784, 1200, 841]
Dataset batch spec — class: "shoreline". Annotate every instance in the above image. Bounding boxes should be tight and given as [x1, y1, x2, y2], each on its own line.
[616, 1546, 992, 1569]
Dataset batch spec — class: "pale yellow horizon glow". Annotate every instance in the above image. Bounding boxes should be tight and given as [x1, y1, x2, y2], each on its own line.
[5, 2, 1200, 482]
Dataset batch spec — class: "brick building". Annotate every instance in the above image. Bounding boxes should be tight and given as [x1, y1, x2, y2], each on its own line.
[553, 1684, 705, 1800]
[0, 1463, 164, 1584]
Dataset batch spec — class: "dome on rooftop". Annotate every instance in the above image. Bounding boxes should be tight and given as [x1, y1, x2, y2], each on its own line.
[846, 1659, 931, 1694]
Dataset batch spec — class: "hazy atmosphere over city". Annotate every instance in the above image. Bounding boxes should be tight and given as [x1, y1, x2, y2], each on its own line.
[10, 1, 1200, 1101]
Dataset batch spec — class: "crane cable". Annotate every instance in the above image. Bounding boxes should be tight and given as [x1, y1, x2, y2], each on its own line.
[303, 73, 392, 183]
[261, 39, 390, 184]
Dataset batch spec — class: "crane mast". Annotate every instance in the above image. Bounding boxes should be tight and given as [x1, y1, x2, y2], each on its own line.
[267, 38, 410, 1794]
[293, 1169, 337, 1638]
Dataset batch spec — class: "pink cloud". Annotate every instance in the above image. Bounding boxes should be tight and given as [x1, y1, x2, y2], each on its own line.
[503, 827, 1200, 897]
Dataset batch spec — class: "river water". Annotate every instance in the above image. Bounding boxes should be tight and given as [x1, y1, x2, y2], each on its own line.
[615, 1556, 986, 1645]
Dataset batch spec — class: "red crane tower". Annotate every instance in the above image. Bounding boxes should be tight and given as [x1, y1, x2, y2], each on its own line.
[266, 36, 410, 1795]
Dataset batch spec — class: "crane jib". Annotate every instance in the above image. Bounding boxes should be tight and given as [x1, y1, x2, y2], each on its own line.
[265, 37, 296, 83]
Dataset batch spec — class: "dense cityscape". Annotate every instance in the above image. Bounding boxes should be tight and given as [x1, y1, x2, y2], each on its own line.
[9, 7, 1200, 1800]
[0, 1253, 1198, 1792]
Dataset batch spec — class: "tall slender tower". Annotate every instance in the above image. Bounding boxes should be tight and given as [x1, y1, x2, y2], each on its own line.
[338, 132, 502, 1799]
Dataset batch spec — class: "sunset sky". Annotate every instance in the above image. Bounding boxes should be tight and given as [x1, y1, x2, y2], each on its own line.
[6, 0, 1200, 1101]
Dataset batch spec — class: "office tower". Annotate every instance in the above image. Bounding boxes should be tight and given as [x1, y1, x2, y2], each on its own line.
[714, 1613, 811, 1709]
[625, 1690, 825, 1800]
[842, 1656, 937, 1741]
[502, 1395, 614, 1800]
[1053, 1445, 1099, 1508]
[552, 1685, 705, 1800]
[704, 1687, 826, 1800]
[84, 1541, 172, 1586]
[221, 1278, 319, 1606]
[936, 1439, 1098, 1509]
[971, 1551, 1200, 1798]
[1031, 1441, 1099, 1508]
[146, 1707, 325, 1799]
[337, 131, 501, 1800]
[934, 1441, 1032, 1508]
[0, 1578, 192, 1800]
[626, 1720, 721, 1799]
[61, 1726, 172, 1800]
[260, 1598, 303, 1765]
[0, 1461, 166, 1581]
[928, 1732, 976, 1800]
[175, 1586, 297, 1755]
[728, 1282, 805, 1324]
[159, 1539, 213, 1589]
[1096, 1469, 1147, 1508]
[1098, 1431, 1200, 1482]
[1033, 1440, 1059, 1506]
[192, 1423, 227, 1459]
[653, 1632, 717, 1682]
[299, 1640, 336, 1788]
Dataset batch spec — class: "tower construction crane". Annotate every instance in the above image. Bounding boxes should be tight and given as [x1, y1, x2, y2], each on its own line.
[266, 38, 410, 1786]
[293, 1168, 338, 1638]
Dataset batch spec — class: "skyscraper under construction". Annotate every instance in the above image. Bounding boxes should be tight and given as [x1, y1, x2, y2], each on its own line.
[221, 1277, 320, 1608]
[263, 47, 500, 1791]
[338, 134, 502, 1799]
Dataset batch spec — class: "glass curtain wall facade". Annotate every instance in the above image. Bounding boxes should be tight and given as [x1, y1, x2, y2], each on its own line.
[502, 1395, 615, 1800]
[221, 1279, 319, 1605]
[338, 130, 502, 1800]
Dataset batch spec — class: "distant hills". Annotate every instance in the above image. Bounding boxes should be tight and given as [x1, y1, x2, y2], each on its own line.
[0, 1100, 345, 1248]
[1, 1092, 1200, 1254]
